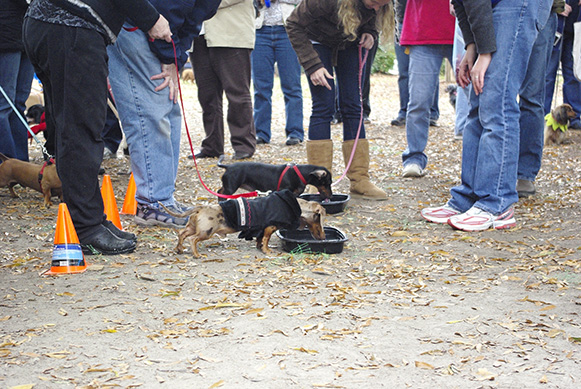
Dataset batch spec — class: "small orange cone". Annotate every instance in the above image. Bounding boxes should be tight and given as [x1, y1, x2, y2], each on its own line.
[101, 174, 123, 230]
[46, 203, 88, 275]
[121, 173, 137, 215]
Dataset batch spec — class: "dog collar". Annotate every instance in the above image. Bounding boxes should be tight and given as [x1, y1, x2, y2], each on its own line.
[545, 113, 568, 132]
[38, 158, 55, 191]
[277, 164, 307, 191]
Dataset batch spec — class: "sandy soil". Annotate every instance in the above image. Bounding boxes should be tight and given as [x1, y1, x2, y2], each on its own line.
[1, 74, 580, 389]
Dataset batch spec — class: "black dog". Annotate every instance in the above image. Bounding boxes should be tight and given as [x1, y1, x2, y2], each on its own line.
[217, 156, 332, 200]
[25, 104, 45, 125]
[445, 84, 457, 110]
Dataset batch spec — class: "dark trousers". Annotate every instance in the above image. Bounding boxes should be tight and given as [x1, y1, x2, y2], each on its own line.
[191, 36, 255, 156]
[23, 18, 107, 239]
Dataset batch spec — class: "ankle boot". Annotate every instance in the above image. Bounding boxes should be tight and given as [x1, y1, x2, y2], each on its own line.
[342, 139, 387, 200]
[306, 139, 333, 194]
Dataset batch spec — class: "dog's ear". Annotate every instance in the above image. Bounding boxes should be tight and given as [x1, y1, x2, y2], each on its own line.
[310, 169, 328, 180]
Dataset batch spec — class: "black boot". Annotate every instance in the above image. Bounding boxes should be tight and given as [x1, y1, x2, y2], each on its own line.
[102, 219, 137, 242]
[80, 225, 136, 255]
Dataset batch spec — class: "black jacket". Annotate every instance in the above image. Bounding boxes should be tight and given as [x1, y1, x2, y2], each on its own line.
[48, 0, 159, 43]
[219, 189, 302, 240]
[0, 0, 29, 52]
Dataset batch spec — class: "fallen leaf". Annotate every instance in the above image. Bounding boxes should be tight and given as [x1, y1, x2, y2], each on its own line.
[415, 361, 434, 370]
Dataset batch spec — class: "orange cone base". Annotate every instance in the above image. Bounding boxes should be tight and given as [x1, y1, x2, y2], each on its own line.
[46, 243, 88, 275]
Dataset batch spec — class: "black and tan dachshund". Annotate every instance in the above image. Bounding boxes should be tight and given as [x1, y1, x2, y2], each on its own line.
[216, 156, 332, 200]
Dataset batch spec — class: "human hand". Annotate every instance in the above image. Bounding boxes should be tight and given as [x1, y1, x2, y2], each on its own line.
[457, 43, 476, 88]
[151, 63, 179, 103]
[148, 15, 172, 42]
[310, 67, 334, 90]
[359, 33, 375, 50]
[561, 4, 572, 17]
[470, 53, 491, 96]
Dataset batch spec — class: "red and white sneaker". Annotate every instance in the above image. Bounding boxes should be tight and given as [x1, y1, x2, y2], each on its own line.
[421, 203, 461, 224]
[447, 206, 516, 231]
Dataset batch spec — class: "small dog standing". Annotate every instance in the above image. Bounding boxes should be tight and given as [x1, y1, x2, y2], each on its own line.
[0, 153, 62, 207]
[161, 190, 326, 257]
[544, 103, 576, 145]
[217, 156, 333, 200]
[445, 84, 457, 110]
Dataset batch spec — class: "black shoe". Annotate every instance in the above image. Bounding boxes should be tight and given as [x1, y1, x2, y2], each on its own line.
[188, 150, 217, 160]
[285, 136, 301, 146]
[390, 117, 405, 126]
[102, 219, 137, 242]
[233, 152, 253, 160]
[256, 137, 268, 144]
[429, 119, 438, 127]
[98, 167, 105, 175]
[80, 225, 136, 255]
[363, 114, 371, 124]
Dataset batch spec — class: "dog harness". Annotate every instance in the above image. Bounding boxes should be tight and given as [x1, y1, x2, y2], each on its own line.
[219, 189, 302, 240]
[38, 158, 55, 193]
[277, 164, 307, 191]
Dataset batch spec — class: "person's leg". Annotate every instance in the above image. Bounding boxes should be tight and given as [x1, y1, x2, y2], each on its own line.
[402, 44, 451, 170]
[252, 26, 275, 143]
[362, 39, 378, 118]
[450, 0, 550, 216]
[11, 52, 35, 161]
[337, 44, 366, 141]
[0, 51, 20, 159]
[308, 44, 335, 140]
[544, 27, 563, 115]
[560, 32, 581, 127]
[192, 37, 224, 157]
[393, 41, 409, 123]
[23, 19, 107, 238]
[101, 104, 122, 154]
[518, 12, 556, 186]
[214, 47, 256, 157]
[108, 27, 182, 209]
[275, 25, 304, 141]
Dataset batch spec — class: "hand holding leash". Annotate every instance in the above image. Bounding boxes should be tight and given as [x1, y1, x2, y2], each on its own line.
[148, 15, 172, 42]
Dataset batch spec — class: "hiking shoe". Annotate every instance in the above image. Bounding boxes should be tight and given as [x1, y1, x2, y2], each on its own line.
[402, 163, 424, 178]
[135, 203, 188, 228]
[447, 206, 516, 231]
[516, 179, 536, 197]
[390, 117, 405, 126]
[421, 203, 460, 224]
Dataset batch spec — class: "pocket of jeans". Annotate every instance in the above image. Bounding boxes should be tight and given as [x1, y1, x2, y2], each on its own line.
[535, 0, 552, 32]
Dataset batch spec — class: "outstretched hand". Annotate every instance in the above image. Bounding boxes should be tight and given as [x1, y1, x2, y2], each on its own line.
[151, 63, 179, 103]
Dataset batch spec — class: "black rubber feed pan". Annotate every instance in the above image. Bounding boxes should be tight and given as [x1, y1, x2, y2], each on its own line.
[299, 193, 350, 214]
[277, 227, 348, 254]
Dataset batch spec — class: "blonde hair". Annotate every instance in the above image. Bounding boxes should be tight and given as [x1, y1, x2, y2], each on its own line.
[338, 0, 394, 43]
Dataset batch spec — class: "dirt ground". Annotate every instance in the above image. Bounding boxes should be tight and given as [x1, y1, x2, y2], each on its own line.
[1, 74, 580, 389]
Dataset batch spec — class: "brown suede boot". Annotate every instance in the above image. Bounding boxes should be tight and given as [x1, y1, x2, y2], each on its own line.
[306, 139, 333, 194]
[342, 139, 387, 200]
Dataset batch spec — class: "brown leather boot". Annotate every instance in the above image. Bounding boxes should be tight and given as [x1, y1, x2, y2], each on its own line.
[305, 139, 333, 194]
[342, 139, 387, 200]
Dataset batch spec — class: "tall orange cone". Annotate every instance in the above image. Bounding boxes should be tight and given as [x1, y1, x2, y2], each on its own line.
[101, 174, 123, 230]
[46, 203, 88, 275]
[121, 173, 137, 215]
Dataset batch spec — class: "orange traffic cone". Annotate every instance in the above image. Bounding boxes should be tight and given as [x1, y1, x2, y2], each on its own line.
[101, 174, 123, 230]
[46, 203, 88, 275]
[121, 173, 137, 215]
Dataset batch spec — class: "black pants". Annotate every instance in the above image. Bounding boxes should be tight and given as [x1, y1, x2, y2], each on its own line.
[23, 18, 108, 239]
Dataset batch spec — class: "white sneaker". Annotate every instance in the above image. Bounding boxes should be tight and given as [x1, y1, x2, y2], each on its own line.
[448, 206, 516, 231]
[402, 163, 424, 178]
[421, 203, 460, 224]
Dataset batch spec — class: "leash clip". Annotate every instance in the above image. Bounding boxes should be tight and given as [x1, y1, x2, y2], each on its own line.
[256, 190, 272, 197]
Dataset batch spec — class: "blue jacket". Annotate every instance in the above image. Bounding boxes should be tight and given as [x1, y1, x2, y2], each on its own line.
[147, 0, 221, 69]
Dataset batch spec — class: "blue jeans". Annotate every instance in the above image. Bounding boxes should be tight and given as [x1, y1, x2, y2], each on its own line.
[449, 0, 552, 215]
[308, 43, 365, 141]
[518, 12, 557, 181]
[394, 41, 439, 121]
[252, 25, 303, 142]
[452, 22, 470, 137]
[107, 27, 182, 209]
[544, 17, 581, 124]
[0, 51, 34, 161]
[402, 44, 452, 168]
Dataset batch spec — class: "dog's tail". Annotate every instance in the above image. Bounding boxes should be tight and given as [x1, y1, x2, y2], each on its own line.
[0, 153, 9, 162]
[217, 154, 228, 169]
[158, 202, 200, 218]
